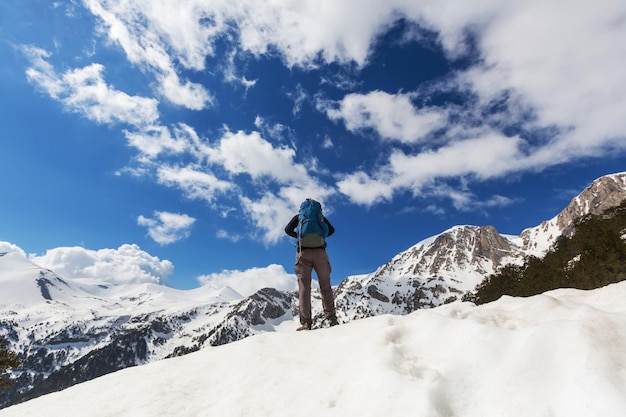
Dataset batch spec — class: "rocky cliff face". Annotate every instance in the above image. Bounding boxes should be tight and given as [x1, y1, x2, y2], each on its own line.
[2, 172, 626, 408]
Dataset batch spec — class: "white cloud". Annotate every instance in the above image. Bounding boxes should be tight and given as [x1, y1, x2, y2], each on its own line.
[253, 117, 291, 142]
[425, 183, 519, 213]
[156, 165, 234, 203]
[84, 0, 216, 110]
[336, 171, 395, 206]
[207, 130, 306, 184]
[216, 230, 242, 243]
[288, 84, 309, 116]
[137, 211, 196, 245]
[232, 0, 399, 67]
[239, 194, 296, 245]
[197, 264, 297, 297]
[84, 0, 399, 71]
[338, 133, 524, 205]
[222, 49, 258, 89]
[22, 46, 65, 97]
[455, 1, 626, 159]
[0, 241, 27, 257]
[85, 0, 224, 71]
[62, 64, 159, 125]
[79, 0, 626, 161]
[124, 123, 205, 159]
[126, 124, 333, 245]
[24, 48, 159, 127]
[157, 72, 213, 110]
[29, 244, 174, 285]
[24, 0, 626, 243]
[325, 91, 448, 143]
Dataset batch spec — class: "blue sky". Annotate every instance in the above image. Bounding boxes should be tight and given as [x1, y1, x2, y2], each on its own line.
[1, 0, 625, 293]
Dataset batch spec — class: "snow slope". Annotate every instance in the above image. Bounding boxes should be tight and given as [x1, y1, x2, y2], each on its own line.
[2, 281, 625, 417]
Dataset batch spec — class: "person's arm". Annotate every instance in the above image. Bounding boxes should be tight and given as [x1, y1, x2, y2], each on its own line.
[284, 215, 299, 238]
[323, 217, 335, 237]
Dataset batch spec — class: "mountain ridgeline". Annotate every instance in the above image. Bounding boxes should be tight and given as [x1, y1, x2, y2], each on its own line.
[1, 172, 626, 408]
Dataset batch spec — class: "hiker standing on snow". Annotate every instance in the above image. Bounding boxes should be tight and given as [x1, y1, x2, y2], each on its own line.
[285, 198, 339, 331]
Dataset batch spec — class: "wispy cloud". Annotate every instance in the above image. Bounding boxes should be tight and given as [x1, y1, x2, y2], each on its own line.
[83, 0, 214, 110]
[216, 229, 242, 243]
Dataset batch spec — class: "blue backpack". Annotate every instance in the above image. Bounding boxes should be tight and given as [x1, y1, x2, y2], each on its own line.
[296, 199, 329, 247]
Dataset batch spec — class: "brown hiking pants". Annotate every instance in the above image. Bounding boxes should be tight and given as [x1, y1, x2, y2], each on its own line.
[294, 248, 337, 325]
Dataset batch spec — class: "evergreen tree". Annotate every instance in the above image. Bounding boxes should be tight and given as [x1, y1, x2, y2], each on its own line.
[466, 200, 626, 305]
[0, 338, 20, 391]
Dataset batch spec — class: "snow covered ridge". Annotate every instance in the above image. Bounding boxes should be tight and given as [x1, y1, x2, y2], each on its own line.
[1, 172, 626, 408]
[1, 281, 626, 417]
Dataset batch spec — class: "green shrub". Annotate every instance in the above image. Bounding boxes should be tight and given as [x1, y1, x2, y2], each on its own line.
[0, 339, 20, 391]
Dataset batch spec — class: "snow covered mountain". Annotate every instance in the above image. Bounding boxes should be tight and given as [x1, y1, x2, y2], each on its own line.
[1, 172, 626, 408]
[333, 172, 626, 320]
[0, 252, 296, 407]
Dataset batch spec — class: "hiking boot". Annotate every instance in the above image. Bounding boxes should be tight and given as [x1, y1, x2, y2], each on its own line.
[296, 322, 311, 331]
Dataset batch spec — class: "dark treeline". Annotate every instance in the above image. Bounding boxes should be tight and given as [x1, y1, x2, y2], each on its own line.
[465, 200, 626, 305]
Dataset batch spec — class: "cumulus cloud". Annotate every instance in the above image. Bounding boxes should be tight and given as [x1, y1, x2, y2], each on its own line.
[324, 91, 448, 143]
[126, 123, 335, 244]
[22, 0, 626, 244]
[197, 264, 297, 297]
[24, 47, 159, 127]
[207, 130, 306, 184]
[323, 0, 624, 206]
[156, 165, 233, 203]
[29, 244, 174, 285]
[157, 72, 214, 110]
[137, 211, 196, 245]
[338, 133, 525, 205]
[0, 241, 27, 257]
[124, 123, 205, 159]
[84, 0, 398, 70]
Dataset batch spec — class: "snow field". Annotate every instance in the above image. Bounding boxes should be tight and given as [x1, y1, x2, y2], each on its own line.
[1, 282, 626, 417]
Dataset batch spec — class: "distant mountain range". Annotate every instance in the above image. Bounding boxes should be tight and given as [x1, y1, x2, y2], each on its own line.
[1, 172, 625, 408]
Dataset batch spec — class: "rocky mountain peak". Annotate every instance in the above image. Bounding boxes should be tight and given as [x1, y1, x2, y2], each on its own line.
[556, 173, 626, 232]
[373, 225, 520, 282]
[520, 172, 626, 256]
[336, 172, 626, 322]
